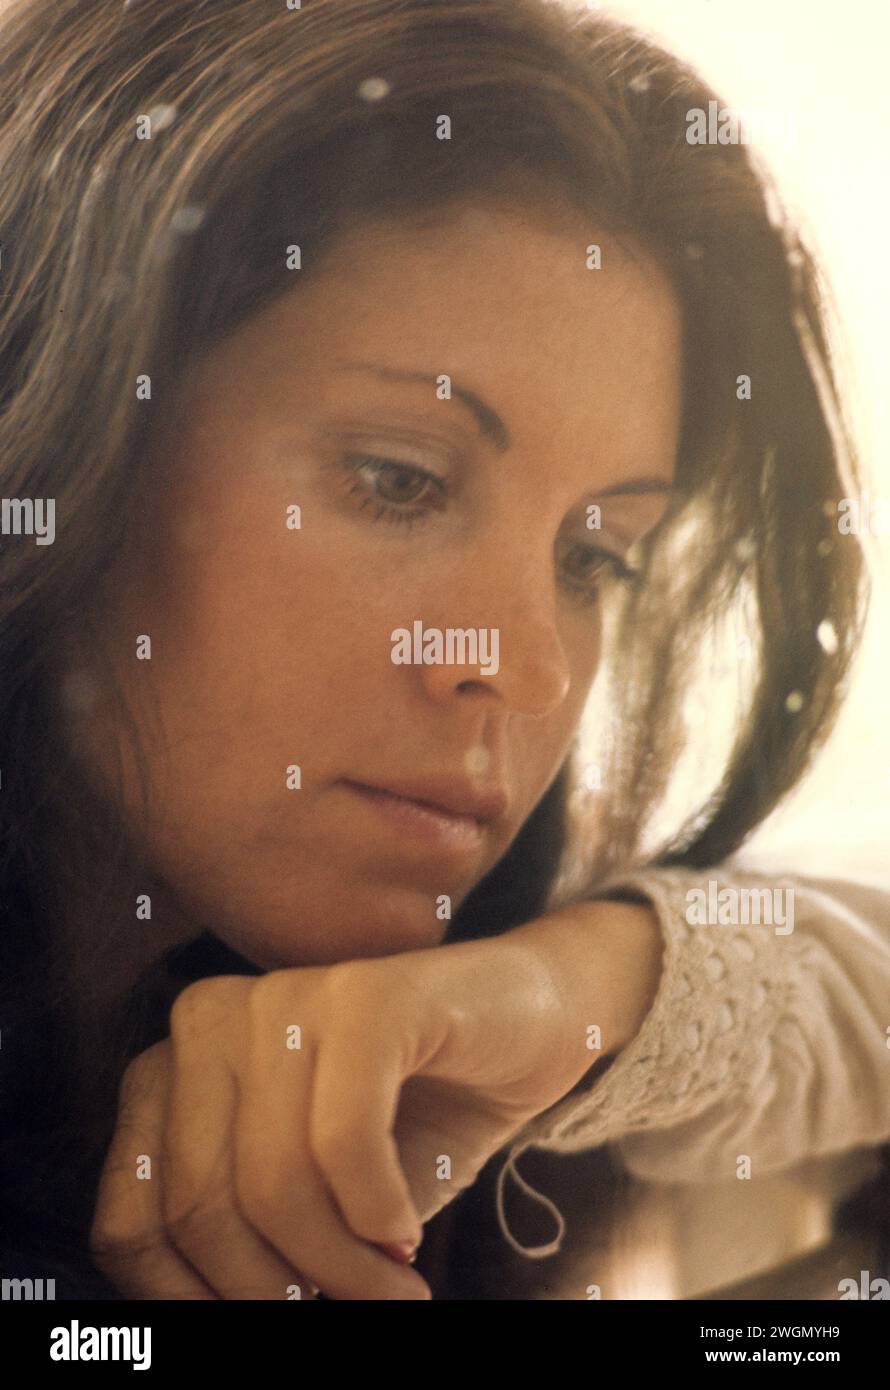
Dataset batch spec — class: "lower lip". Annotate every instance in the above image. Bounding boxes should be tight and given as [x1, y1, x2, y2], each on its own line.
[342, 782, 487, 851]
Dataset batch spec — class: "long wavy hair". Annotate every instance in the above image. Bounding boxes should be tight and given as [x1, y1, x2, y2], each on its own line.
[1, 0, 884, 1296]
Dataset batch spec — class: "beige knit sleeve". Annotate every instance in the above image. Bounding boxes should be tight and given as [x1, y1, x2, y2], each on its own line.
[493, 863, 890, 1252]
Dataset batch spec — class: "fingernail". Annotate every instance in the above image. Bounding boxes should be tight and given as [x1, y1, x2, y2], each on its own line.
[378, 1239, 418, 1264]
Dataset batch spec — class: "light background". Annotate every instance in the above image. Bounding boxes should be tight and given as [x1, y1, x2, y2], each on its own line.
[571, 0, 890, 885]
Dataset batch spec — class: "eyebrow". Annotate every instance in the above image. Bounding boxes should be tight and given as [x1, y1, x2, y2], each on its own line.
[333, 360, 676, 499]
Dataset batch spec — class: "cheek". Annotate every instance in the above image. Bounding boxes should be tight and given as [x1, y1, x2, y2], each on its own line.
[123, 511, 405, 804]
[564, 599, 603, 701]
[556, 605, 603, 742]
[515, 607, 602, 792]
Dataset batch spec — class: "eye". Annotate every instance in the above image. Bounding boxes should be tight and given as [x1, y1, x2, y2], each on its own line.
[339, 452, 449, 526]
[557, 538, 637, 605]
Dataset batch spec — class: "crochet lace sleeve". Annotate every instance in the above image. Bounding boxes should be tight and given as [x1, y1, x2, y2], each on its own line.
[502, 863, 890, 1184]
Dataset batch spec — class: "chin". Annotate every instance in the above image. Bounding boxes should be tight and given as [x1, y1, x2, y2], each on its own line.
[223, 887, 454, 971]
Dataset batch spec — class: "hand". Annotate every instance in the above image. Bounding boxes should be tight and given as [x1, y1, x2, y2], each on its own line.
[89, 904, 657, 1299]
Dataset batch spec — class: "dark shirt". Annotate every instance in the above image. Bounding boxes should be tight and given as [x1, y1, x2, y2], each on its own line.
[0, 932, 263, 1301]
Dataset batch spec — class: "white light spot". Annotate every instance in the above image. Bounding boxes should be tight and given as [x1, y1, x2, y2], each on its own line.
[464, 746, 490, 777]
[580, 761, 602, 793]
[704, 954, 726, 982]
[628, 73, 651, 93]
[45, 148, 65, 179]
[715, 1003, 734, 1034]
[816, 619, 838, 655]
[171, 204, 206, 234]
[357, 77, 391, 103]
[784, 690, 805, 714]
[148, 104, 178, 132]
[625, 540, 644, 570]
[763, 184, 785, 231]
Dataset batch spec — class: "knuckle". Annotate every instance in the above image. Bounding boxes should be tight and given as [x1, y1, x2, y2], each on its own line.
[169, 974, 247, 1039]
[117, 1041, 165, 1104]
[163, 1192, 226, 1247]
[88, 1219, 122, 1260]
[311, 1116, 361, 1171]
[88, 1209, 151, 1267]
[322, 957, 388, 1021]
[168, 978, 214, 1035]
[236, 1170, 297, 1235]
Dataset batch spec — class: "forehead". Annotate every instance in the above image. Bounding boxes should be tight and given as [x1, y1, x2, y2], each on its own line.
[186, 197, 683, 484]
[281, 196, 679, 343]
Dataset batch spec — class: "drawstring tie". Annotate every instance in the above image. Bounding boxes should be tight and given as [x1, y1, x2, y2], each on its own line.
[495, 1137, 567, 1258]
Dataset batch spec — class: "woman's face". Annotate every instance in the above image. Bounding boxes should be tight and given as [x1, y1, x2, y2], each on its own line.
[70, 197, 682, 969]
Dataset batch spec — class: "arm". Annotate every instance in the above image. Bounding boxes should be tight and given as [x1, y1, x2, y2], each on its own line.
[507, 892, 666, 1068]
[505, 864, 890, 1182]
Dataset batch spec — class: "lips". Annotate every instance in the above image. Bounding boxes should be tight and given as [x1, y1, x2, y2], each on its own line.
[341, 776, 510, 826]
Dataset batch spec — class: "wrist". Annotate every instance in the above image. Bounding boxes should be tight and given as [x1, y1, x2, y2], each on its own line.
[508, 896, 665, 1072]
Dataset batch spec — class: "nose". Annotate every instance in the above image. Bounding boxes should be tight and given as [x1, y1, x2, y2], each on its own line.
[415, 561, 573, 718]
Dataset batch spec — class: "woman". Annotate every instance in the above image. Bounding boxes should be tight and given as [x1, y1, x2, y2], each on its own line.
[1, 0, 888, 1300]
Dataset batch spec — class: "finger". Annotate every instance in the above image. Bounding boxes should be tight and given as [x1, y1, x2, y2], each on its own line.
[164, 1200, 320, 1300]
[163, 996, 318, 1300]
[234, 1027, 430, 1300]
[90, 1043, 219, 1300]
[393, 1075, 510, 1223]
[310, 1024, 423, 1244]
[94, 1225, 220, 1300]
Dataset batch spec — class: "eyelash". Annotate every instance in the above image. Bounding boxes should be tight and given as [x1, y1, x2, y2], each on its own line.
[340, 452, 448, 526]
[338, 452, 640, 605]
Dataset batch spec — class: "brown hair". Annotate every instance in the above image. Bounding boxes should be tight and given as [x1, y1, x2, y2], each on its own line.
[0, 0, 881, 1293]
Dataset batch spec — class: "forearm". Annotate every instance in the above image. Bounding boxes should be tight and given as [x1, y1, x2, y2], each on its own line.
[506, 896, 665, 1086]
[500, 867, 890, 1181]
